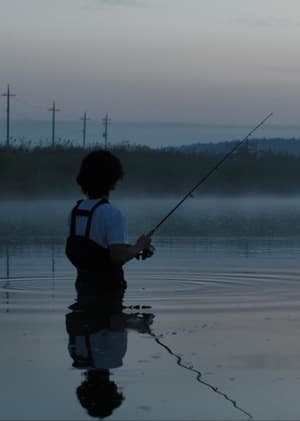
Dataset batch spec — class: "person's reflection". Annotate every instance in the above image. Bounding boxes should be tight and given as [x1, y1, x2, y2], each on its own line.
[65, 291, 154, 418]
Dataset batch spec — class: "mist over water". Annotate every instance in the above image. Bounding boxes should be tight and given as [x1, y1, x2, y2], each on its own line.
[2, 196, 300, 240]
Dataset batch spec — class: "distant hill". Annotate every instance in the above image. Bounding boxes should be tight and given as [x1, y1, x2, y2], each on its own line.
[165, 137, 300, 156]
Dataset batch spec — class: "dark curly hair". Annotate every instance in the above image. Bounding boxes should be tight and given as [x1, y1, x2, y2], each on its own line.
[77, 150, 124, 198]
[77, 370, 124, 418]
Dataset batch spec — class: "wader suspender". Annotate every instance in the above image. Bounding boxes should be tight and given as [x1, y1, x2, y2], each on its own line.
[70, 199, 108, 239]
[67, 197, 125, 292]
[68, 334, 93, 368]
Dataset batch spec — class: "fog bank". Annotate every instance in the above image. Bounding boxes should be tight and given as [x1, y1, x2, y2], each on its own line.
[2, 196, 300, 242]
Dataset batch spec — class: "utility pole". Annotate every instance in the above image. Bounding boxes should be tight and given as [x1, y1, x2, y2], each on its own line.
[48, 101, 60, 148]
[80, 112, 89, 148]
[102, 112, 111, 149]
[1, 84, 16, 147]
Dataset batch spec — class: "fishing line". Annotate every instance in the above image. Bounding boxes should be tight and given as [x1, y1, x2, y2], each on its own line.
[147, 112, 273, 237]
[148, 328, 253, 419]
[126, 310, 252, 418]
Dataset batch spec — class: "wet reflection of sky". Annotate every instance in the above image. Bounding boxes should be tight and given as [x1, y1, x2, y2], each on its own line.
[2, 198, 300, 419]
[1, 236, 300, 419]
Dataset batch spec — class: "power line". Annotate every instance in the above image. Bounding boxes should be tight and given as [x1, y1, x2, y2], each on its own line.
[48, 101, 60, 147]
[1, 84, 16, 147]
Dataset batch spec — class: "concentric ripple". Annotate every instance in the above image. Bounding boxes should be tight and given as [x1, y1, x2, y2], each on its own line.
[121, 266, 300, 312]
[1, 266, 300, 313]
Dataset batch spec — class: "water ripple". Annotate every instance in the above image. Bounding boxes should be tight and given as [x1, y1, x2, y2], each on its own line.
[1, 267, 300, 313]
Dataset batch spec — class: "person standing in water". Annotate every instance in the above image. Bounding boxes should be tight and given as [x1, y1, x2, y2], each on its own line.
[66, 149, 153, 307]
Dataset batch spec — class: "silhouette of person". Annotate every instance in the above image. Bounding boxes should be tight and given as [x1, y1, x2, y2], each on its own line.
[65, 149, 153, 309]
[65, 291, 154, 418]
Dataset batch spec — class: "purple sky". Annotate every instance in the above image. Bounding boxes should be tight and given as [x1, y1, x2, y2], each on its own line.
[1, 0, 300, 124]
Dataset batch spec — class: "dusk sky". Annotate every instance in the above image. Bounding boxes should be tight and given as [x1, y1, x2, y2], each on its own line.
[1, 0, 300, 124]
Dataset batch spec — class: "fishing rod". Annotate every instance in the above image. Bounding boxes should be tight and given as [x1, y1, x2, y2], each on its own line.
[147, 112, 273, 237]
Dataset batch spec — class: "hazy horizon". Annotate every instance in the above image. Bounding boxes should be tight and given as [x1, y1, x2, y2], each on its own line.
[0, 115, 300, 148]
[1, 118, 300, 148]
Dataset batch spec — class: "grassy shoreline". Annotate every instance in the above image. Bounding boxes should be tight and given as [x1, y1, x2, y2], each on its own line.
[1, 145, 300, 198]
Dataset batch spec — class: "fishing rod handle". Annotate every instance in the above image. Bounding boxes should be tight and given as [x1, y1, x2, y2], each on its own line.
[136, 244, 155, 260]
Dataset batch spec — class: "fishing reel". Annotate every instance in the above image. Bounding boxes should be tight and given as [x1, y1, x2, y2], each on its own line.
[136, 245, 155, 260]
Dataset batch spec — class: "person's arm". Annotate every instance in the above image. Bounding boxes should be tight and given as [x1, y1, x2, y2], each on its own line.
[109, 234, 152, 265]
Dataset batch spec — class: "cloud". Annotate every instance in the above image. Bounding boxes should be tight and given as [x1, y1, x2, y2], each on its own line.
[268, 65, 300, 75]
[235, 17, 300, 28]
[84, 0, 143, 9]
[97, 0, 137, 5]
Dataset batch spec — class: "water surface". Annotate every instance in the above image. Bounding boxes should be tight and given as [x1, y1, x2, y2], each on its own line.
[1, 198, 300, 420]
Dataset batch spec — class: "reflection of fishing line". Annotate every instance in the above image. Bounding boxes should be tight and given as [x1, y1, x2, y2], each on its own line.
[149, 329, 253, 420]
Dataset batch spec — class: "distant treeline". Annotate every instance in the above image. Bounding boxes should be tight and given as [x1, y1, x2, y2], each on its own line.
[2, 144, 300, 197]
[168, 137, 300, 156]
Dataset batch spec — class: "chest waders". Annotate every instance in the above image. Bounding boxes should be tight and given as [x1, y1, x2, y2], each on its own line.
[65, 199, 126, 304]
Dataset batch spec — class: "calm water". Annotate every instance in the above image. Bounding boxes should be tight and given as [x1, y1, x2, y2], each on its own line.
[1, 198, 300, 420]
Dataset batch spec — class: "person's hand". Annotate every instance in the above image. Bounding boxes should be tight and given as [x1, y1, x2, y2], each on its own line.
[135, 234, 154, 260]
[135, 234, 152, 252]
[141, 245, 155, 260]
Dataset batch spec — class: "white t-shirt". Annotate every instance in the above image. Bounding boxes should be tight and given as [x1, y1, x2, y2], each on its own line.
[70, 199, 128, 248]
[91, 329, 128, 369]
[70, 329, 127, 370]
